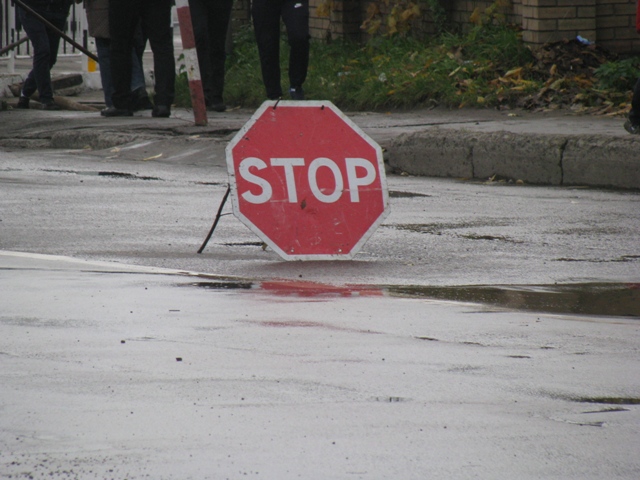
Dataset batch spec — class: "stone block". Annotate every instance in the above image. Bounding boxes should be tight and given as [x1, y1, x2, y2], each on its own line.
[472, 132, 564, 185]
[387, 129, 474, 178]
[563, 137, 640, 189]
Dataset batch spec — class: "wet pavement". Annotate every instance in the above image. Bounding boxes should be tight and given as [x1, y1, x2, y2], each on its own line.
[1, 251, 639, 479]
[2, 44, 640, 480]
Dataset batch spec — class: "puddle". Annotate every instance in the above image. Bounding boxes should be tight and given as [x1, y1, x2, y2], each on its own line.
[459, 233, 523, 243]
[392, 220, 509, 235]
[186, 279, 640, 318]
[190, 281, 254, 291]
[188, 279, 383, 298]
[221, 241, 264, 247]
[389, 190, 431, 198]
[389, 283, 640, 318]
[41, 169, 161, 181]
[582, 407, 630, 414]
[96, 171, 161, 180]
[572, 397, 640, 405]
[554, 255, 639, 263]
[550, 394, 640, 405]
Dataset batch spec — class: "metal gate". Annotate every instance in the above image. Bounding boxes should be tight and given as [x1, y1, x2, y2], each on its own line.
[0, 1, 89, 72]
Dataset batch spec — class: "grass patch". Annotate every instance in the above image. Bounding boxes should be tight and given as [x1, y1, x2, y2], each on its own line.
[174, 23, 638, 114]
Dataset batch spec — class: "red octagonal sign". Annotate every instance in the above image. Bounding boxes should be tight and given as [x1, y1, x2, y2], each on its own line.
[226, 100, 390, 260]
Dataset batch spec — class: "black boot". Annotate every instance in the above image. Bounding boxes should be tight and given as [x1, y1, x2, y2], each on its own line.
[132, 87, 153, 111]
[16, 96, 30, 109]
[152, 105, 170, 118]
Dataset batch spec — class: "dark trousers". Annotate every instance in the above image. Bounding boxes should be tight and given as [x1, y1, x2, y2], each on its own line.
[252, 0, 309, 99]
[18, 6, 69, 103]
[188, 0, 233, 105]
[109, 0, 175, 110]
[630, 77, 640, 124]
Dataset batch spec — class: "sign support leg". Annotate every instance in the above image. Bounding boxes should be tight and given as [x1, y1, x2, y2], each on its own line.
[197, 185, 231, 254]
[175, 0, 208, 126]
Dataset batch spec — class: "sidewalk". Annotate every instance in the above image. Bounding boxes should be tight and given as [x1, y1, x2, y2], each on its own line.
[1, 52, 639, 189]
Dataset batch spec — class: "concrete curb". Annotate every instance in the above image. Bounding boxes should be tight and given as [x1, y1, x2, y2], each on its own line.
[387, 129, 640, 190]
[1, 70, 639, 190]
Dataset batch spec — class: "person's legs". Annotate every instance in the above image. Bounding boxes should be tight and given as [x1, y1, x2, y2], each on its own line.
[130, 49, 146, 92]
[141, 0, 175, 113]
[17, 8, 53, 101]
[130, 22, 153, 111]
[95, 37, 113, 107]
[97, 38, 147, 111]
[625, 77, 640, 134]
[207, 0, 233, 107]
[630, 77, 640, 125]
[189, 0, 213, 103]
[109, 0, 139, 112]
[252, 0, 284, 99]
[130, 22, 146, 92]
[45, 9, 68, 71]
[282, 0, 309, 95]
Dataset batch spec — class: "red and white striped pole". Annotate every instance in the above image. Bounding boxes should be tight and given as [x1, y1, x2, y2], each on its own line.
[175, 0, 207, 126]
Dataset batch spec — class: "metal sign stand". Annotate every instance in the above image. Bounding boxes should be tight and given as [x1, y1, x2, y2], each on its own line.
[197, 185, 231, 254]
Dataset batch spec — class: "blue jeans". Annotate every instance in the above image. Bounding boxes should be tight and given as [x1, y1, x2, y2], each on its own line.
[96, 38, 146, 108]
[18, 5, 70, 102]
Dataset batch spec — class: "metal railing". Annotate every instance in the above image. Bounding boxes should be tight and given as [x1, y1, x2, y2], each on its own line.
[1, 1, 89, 72]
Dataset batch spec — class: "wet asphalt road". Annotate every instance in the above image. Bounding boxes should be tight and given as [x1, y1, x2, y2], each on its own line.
[1, 136, 640, 479]
[1, 252, 640, 479]
[0, 137, 638, 290]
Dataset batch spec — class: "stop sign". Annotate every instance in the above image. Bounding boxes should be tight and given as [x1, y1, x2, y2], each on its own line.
[226, 100, 389, 260]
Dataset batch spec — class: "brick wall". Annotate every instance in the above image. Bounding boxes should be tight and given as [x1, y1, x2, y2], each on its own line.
[596, 0, 640, 53]
[236, 0, 640, 54]
[309, 0, 363, 41]
[231, 0, 251, 30]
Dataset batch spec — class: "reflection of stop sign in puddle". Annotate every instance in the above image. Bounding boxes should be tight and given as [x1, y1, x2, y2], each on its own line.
[186, 281, 640, 318]
[188, 279, 383, 298]
[226, 100, 389, 261]
[259, 280, 383, 298]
